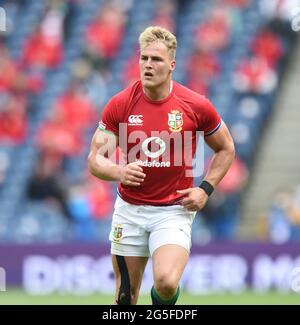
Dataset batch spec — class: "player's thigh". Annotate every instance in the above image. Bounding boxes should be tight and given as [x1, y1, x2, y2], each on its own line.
[152, 244, 189, 287]
[112, 254, 148, 290]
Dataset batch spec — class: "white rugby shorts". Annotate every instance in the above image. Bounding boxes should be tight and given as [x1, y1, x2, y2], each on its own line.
[109, 195, 196, 257]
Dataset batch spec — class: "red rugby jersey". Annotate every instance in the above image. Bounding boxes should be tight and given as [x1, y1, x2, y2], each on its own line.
[99, 80, 221, 205]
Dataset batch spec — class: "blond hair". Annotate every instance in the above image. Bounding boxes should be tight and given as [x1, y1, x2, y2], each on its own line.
[139, 26, 177, 59]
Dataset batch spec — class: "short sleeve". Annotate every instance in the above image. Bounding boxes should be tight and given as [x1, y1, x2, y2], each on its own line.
[197, 97, 221, 136]
[98, 96, 120, 136]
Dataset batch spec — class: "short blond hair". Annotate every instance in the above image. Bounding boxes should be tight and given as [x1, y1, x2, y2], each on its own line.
[139, 26, 177, 59]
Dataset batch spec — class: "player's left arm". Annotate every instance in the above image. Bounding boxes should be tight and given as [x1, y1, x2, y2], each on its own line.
[203, 121, 235, 188]
[177, 121, 235, 211]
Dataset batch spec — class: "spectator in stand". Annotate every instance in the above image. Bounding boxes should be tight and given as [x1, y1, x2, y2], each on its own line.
[194, 6, 231, 53]
[233, 56, 278, 94]
[54, 81, 97, 132]
[86, 176, 114, 219]
[122, 51, 140, 87]
[18, 0, 67, 91]
[67, 175, 114, 240]
[27, 154, 72, 221]
[222, 0, 250, 7]
[0, 47, 14, 92]
[188, 50, 220, 81]
[0, 47, 43, 94]
[67, 182, 95, 241]
[152, 0, 177, 33]
[0, 94, 27, 145]
[251, 28, 284, 67]
[22, 23, 63, 71]
[186, 77, 210, 97]
[72, 58, 109, 109]
[84, 3, 126, 69]
[268, 187, 300, 243]
[201, 156, 249, 239]
[35, 80, 95, 163]
[36, 109, 83, 161]
[187, 4, 235, 96]
[42, 0, 67, 43]
[186, 49, 220, 96]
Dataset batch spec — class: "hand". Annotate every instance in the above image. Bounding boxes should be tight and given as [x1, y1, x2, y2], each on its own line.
[177, 187, 208, 211]
[119, 162, 146, 187]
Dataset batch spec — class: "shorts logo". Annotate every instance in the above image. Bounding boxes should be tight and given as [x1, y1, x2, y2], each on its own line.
[168, 110, 183, 132]
[128, 115, 143, 126]
[112, 224, 123, 242]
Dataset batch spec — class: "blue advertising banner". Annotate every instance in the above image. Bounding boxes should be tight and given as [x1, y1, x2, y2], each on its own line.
[0, 243, 300, 294]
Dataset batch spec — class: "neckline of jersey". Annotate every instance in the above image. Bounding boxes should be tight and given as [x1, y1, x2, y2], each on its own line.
[142, 80, 174, 105]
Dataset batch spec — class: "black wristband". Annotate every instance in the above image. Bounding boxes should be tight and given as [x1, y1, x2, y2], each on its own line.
[199, 180, 214, 196]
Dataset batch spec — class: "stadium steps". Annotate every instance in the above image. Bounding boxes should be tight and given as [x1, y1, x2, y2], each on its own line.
[239, 37, 300, 239]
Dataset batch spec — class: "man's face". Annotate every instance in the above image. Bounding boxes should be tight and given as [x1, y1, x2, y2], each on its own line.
[139, 41, 175, 89]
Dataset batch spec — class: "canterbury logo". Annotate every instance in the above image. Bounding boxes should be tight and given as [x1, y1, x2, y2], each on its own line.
[128, 115, 143, 125]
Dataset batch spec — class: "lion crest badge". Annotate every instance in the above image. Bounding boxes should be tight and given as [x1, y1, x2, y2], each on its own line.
[168, 110, 183, 132]
[112, 224, 123, 242]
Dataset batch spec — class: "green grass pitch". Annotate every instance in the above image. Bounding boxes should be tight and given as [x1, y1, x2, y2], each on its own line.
[0, 289, 299, 305]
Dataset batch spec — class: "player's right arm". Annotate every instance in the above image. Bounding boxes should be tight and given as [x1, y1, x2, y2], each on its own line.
[87, 129, 146, 186]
